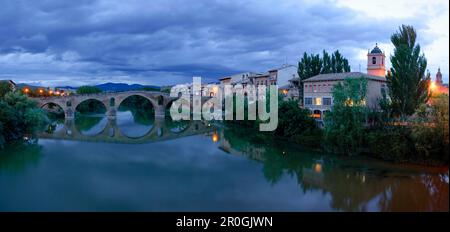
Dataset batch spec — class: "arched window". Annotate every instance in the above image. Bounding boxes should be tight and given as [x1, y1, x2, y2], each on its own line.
[372, 57, 376, 65]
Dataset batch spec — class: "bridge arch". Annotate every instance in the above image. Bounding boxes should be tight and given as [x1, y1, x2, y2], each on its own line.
[74, 98, 108, 115]
[73, 99, 108, 137]
[40, 102, 66, 118]
[115, 93, 158, 110]
[116, 94, 156, 139]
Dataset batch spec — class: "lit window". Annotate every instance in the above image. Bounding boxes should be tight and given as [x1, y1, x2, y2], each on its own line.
[314, 97, 322, 105]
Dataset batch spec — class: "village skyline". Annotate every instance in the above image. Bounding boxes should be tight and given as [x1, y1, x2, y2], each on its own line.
[0, 0, 448, 87]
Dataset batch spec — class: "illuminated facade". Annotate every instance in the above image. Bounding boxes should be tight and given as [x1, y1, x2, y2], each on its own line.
[302, 45, 388, 120]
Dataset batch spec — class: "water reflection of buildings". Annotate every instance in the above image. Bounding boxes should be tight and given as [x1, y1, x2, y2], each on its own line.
[302, 163, 449, 212]
[216, 130, 266, 162]
[216, 129, 449, 211]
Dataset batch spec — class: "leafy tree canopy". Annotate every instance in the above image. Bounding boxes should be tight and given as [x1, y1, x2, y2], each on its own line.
[387, 25, 430, 119]
[76, 86, 102, 95]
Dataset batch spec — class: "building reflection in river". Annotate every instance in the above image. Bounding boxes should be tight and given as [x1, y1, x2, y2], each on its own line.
[218, 126, 449, 212]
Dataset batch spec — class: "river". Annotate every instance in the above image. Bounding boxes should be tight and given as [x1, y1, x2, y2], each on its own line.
[0, 111, 448, 212]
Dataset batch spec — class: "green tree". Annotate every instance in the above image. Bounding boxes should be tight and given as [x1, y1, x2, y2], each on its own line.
[331, 50, 350, 73]
[321, 50, 332, 74]
[387, 25, 430, 119]
[411, 94, 449, 163]
[76, 86, 102, 95]
[324, 77, 368, 154]
[275, 100, 316, 138]
[298, 50, 351, 106]
[0, 81, 13, 98]
[0, 92, 48, 148]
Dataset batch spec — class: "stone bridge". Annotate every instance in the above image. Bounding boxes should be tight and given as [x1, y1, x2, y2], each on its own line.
[39, 118, 215, 144]
[34, 91, 177, 119]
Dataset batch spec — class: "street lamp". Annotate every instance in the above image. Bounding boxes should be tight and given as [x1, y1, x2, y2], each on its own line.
[429, 81, 437, 92]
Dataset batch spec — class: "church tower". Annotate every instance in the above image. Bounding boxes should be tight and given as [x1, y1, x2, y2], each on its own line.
[436, 68, 443, 86]
[367, 43, 386, 77]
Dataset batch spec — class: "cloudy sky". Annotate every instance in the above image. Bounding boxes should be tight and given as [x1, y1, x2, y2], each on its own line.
[0, 0, 448, 87]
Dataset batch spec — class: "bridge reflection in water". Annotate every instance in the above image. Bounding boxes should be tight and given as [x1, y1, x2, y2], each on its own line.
[40, 117, 213, 144]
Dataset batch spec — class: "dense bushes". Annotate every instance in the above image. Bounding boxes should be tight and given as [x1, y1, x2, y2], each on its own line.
[366, 94, 449, 164]
[366, 126, 415, 162]
[319, 75, 448, 164]
[275, 100, 322, 147]
[324, 78, 368, 154]
[225, 96, 322, 148]
[0, 92, 48, 148]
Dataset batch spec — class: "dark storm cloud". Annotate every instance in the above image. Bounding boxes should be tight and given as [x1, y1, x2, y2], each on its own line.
[0, 0, 421, 86]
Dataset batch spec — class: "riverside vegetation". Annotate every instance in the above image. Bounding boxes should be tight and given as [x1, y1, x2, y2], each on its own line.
[0, 81, 48, 148]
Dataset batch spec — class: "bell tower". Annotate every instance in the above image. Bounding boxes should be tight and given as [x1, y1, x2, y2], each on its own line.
[367, 43, 386, 77]
[436, 68, 443, 86]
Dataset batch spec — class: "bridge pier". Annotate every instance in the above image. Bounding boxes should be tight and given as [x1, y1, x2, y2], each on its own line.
[155, 106, 165, 119]
[107, 107, 117, 119]
[65, 107, 74, 119]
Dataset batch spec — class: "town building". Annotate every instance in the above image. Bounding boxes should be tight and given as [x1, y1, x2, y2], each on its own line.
[303, 45, 388, 120]
[218, 64, 299, 97]
[0, 80, 17, 92]
[279, 77, 300, 100]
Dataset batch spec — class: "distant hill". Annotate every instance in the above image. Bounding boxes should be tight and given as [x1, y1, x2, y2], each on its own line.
[94, 83, 160, 92]
[15, 82, 161, 92]
[16, 83, 44, 90]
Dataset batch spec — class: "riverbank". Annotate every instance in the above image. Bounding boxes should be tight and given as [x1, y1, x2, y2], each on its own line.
[222, 121, 449, 168]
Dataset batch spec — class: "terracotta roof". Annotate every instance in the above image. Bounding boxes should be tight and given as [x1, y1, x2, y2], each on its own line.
[303, 72, 386, 82]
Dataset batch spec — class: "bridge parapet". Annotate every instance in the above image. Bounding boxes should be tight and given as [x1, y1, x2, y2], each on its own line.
[33, 91, 176, 119]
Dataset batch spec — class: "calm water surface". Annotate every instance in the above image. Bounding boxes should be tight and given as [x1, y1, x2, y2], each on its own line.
[0, 112, 448, 212]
